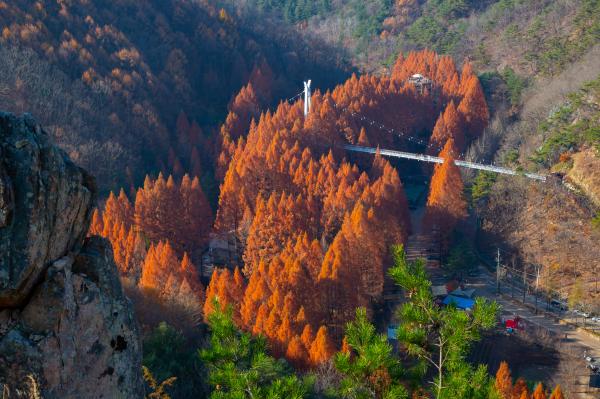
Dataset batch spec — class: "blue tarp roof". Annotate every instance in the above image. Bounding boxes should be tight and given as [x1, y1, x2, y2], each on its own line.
[443, 295, 475, 310]
[387, 327, 397, 340]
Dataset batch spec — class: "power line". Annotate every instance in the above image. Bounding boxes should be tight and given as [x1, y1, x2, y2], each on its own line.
[330, 101, 453, 156]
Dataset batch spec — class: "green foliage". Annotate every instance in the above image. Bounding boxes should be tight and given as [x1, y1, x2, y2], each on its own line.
[143, 366, 177, 399]
[568, 278, 585, 310]
[199, 300, 311, 398]
[351, 0, 394, 40]
[254, 0, 332, 22]
[470, 171, 497, 203]
[404, 13, 466, 55]
[143, 322, 205, 398]
[388, 245, 499, 399]
[503, 149, 520, 165]
[592, 211, 600, 231]
[474, 43, 491, 66]
[399, 0, 473, 53]
[501, 67, 526, 106]
[446, 239, 478, 274]
[502, 23, 519, 41]
[405, 16, 446, 49]
[532, 74, 600, 165]
[334, 308, 408, 399]
[477, 71, 501, 101]
[526, 0, 600, 75]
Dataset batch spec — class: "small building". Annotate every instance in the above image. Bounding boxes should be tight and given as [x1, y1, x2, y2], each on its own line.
[443, 295, 475, 311]
[200, 233, 241, 280]
[431, 285, 448, 297]
[387, 325, 398, 340]
[449, 288, 476, 298]
[408, 73, 433, 94]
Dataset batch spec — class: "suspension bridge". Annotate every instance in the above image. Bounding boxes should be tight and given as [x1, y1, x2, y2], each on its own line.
[295, 80, 547, 182]
[343, 144, 547, 181]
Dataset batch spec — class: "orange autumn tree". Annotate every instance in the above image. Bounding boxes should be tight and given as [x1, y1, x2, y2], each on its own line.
[217, 82, 262, 180]
[91, 172, 212, 272]
[495, 361, 513, 399]
[139, 241, 204, 311]
[134, 173, 212, 254]
[458, 71, 490, 139]
[172, 111, 209, 181]
[309, 326, 336, 366]
[285, 335, 310, 369]
[512, 378, 530, 399]
[428, 100, 464, 154]
[548, 385, 564, 399]
[88, 172, 211, 322]
[532, 383, 547, 399]
[204, 267, 246, 323]
[424, 138, 467, 243]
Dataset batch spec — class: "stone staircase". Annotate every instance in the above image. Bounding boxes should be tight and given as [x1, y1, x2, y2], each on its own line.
[404, 233, 440, 268]
[383, 233, 440, 302]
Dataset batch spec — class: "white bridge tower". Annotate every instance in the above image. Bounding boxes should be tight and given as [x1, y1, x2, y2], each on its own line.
[303, 80, 312, 117]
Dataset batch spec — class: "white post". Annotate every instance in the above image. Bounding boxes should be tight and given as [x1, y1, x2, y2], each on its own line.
[304, 80, 311, 117]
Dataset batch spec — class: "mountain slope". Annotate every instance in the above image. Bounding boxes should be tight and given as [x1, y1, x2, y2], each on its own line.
[0, 0, 349, 194]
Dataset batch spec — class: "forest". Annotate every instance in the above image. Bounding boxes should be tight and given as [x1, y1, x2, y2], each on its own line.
[0, 0, 349, 195]
[0, 1, 598, 398]
[87, 49, 561, 397]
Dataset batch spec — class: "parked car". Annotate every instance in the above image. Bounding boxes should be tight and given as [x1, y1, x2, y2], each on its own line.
[550, 299, 568, 311]
[573, 309, 590, 318]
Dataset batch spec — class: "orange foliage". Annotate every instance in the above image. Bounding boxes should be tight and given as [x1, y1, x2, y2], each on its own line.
[548, 385, 563, 399]
[204, 267, 246, 324]
[286, 335, 310, 369]
[532, 383, 547, 399]
[209, 50, 490, 366]
[139, 241, 204, 310]
[428, 100, 464, 154]
[309, 326, 335, 366]
[217, 82, 262, 180]
[134, 173, 212, 254]
[88, 173, 210, 317]
[512, 378, 529, 399]
[88, 49, 489, 368]
[458, 74, 489, 139]
[424, 138, 467, 240]
[495, 361, 512, 399]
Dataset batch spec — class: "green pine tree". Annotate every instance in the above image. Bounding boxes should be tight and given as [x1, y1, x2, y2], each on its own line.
[334, 307, 409, 399]
[199, 299, 312, 398]
[388, 245, 500, 399]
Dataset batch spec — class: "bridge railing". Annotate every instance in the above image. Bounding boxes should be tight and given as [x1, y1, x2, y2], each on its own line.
[343, 144, 546, 182]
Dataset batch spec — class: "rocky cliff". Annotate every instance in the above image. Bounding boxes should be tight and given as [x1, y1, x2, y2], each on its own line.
[0, 113, 144, 398]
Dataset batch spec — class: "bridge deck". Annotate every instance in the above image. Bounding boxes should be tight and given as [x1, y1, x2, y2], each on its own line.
[343, 144, 547, 181]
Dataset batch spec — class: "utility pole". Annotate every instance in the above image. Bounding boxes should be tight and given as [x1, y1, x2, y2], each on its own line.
[534, 264, 540, 314]
[522, 263, 527, 304]
[496, 248, 501, 294]
[303, 80, 311, 117]
[511, 270, 514, 298]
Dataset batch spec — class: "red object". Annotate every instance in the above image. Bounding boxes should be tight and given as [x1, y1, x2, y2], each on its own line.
[505, 319, 517, 329]
[445, 280, 459, 292]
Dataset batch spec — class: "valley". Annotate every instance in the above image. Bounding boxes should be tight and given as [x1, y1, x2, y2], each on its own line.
[0, 1, 599, 398]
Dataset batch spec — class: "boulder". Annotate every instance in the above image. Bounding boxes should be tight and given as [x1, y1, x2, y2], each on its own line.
[0, 112, 94, 307]
[0, 113, 144, 398]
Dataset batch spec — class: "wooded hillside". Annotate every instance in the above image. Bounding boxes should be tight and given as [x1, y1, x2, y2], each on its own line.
[0, 0, 349, 194]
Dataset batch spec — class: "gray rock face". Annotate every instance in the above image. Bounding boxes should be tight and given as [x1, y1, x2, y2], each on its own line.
[0, 112, 94, 307]
[0, 113, 144, 398]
